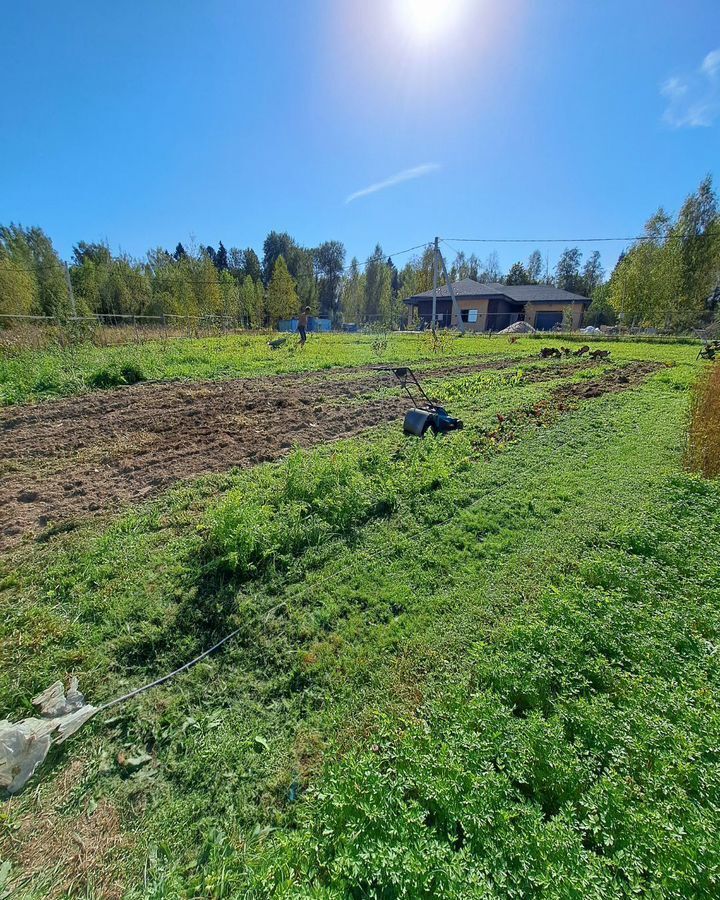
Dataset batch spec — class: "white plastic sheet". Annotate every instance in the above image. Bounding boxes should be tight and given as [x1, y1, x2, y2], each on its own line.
[0, 678, 97, 794]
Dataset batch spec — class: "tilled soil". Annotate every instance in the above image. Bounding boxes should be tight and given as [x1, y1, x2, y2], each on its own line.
[0, 359, 657, 551]
[551, 360, 662, 402]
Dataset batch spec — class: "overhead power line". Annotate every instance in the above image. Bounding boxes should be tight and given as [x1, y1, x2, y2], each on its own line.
[340, 241, 431, 274]
[442, 235, 649, 244]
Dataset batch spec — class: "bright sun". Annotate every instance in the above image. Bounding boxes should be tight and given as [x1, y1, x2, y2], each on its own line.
[395, 0, 467, 43]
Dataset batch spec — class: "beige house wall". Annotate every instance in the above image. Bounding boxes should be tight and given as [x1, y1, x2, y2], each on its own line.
[410, 296, 587, 331]
[450, 297, 490, 331]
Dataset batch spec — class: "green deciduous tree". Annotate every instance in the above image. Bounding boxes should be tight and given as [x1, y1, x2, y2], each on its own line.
[315, 240, 345, 318]
[193, 256, 222, 316]
[240, 275, 255, 323]
[364, 245, 393, 323]
[479, 251, 503, 283]
[584, 283, 617, 327]
[554, 248, 584, 293]
[0, 256, 36, 317]
[218, 268, 238, 318]
[581, 250, 604, 297]
[341, 258, 365, 322]
[0, 224, 71, 318]
[262, 232, 296, 285]
[292, 247, 319, 313]
[254, 280, 266, 327]
[240, 276, 265, 326]
[266, 256, 298, 326]
[527, 250, 543, 284]
[608, 226, 682, 328]
[676, 175, 720, 321]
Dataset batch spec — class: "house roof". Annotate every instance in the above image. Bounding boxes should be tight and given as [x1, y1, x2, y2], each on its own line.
[405, 278, 590, 304]
[407, 278, 506, 299]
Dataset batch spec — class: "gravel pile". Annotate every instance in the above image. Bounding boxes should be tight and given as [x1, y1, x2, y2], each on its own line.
[498, 320, 537, 334]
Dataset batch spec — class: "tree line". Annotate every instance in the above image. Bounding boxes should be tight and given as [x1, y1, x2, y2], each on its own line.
[1, 176, 718, 331]
[0, 231, 345, 328]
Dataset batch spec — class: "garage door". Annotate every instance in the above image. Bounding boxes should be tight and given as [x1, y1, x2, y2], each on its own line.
[535, 312, 563, 331]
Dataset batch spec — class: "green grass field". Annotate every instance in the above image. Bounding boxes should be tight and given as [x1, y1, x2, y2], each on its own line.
[0, 329, 700, 406]
[1, 335, 719, 898]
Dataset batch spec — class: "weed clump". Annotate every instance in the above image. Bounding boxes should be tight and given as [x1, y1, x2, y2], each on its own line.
[86, 363, 146, 389]
[205, 448, 400, 578]
[685, 363, 720, 477]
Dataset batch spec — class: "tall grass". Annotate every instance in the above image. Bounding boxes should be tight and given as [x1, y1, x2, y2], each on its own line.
[685, 363, 720, 478]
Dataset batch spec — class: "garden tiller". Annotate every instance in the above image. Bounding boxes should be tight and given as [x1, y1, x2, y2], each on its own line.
[387, 367, 464, 437]
[698, 340, 720, 361]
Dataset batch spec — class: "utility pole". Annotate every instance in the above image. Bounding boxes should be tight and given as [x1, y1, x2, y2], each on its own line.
[63, 263, 76, 317]
[437, 245, 465, 334]
[431, 236, 439, 330]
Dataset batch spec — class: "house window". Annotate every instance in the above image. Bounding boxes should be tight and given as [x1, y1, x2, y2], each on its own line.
[461, 309, 479, 323]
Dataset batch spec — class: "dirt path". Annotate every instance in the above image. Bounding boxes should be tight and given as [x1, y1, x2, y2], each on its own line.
[0, 359, 656, 551]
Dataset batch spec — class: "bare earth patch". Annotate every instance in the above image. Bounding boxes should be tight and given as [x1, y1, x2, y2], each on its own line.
[0, 359, 655, 551]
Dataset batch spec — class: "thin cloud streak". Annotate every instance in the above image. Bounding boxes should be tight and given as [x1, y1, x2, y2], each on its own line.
[345, 163, 441, 204]
[661, 47, 720, 128]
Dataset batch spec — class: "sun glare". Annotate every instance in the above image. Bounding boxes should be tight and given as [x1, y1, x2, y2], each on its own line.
[395, 0, 467, 43]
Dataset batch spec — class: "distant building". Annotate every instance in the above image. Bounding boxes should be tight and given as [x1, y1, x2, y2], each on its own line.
[404, 278, 591, 332]
[278, 316, 332, 333]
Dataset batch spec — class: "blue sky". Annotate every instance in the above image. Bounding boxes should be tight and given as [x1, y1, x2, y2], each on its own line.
[2, 0, 719, 275]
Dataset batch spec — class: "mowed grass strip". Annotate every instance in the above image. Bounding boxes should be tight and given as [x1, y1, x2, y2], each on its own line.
[2, 354, 718, 898]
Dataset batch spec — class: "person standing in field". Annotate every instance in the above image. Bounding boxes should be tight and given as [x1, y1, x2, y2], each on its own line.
[298, 306, 311, 347]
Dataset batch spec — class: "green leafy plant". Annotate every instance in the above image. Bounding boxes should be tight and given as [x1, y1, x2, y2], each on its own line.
[86, 362, 146, 388]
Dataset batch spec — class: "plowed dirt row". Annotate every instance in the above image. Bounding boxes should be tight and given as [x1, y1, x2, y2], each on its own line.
[0, 359, 651, 551]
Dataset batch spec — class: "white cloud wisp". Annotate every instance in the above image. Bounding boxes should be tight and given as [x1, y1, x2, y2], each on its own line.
[661, 47, 720, 128]
[345, 163, 441, 204]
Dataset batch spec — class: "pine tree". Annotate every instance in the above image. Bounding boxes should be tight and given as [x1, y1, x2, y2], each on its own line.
[215, 241, 229, 271]
[203, 245, 217, 267]
[387, 256, 400, 296]
[506, 262, 531, 285]
[242, 249, 262, 283]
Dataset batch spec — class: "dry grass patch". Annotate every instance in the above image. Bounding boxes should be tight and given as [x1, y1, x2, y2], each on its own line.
[5, 760, 132, 899]
[685, 363, 720, 478]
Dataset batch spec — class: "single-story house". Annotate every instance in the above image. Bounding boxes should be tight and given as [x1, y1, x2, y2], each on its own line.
[404, 278, 591, 332]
